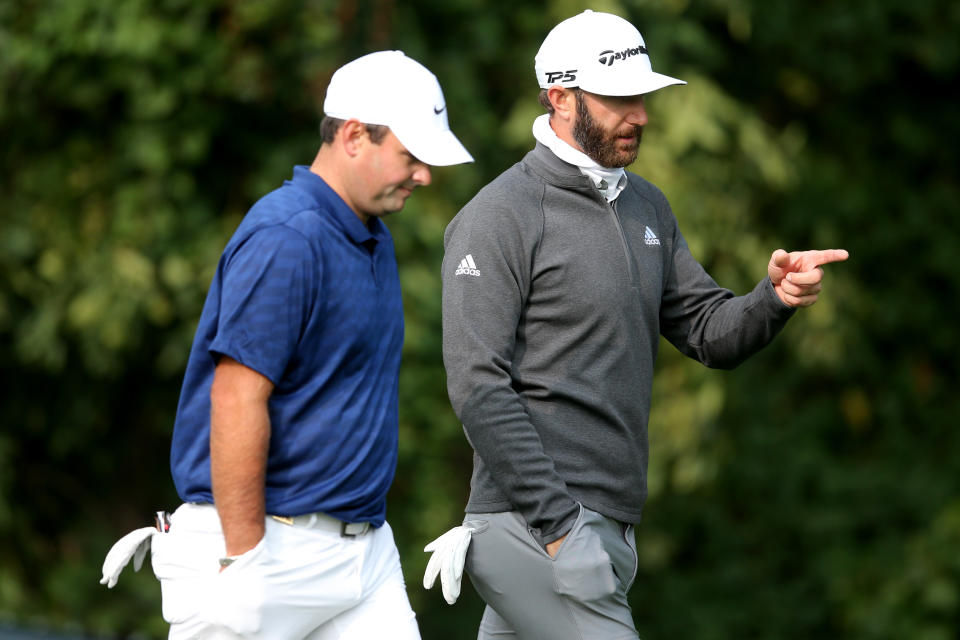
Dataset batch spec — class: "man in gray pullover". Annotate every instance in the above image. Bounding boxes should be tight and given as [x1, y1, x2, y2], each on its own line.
[423, 10, 848, 639]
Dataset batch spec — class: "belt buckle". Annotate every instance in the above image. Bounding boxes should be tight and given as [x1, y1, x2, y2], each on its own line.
[340, 521, 369, 538]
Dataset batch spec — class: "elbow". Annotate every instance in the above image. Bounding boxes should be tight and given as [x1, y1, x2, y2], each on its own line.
[690, 337, 755, 370]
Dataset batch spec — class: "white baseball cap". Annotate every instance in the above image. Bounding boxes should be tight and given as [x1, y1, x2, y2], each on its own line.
[535, 10, 686, 96]
[323, 50, 474, 166]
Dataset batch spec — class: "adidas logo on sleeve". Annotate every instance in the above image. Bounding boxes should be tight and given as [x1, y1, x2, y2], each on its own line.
[454, 254, 481, 277]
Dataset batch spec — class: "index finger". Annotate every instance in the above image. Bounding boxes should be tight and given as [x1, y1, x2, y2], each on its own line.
[810, 249, 849, 267]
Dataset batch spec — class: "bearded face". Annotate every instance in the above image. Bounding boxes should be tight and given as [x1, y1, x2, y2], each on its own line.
[572, 90, 644, 169]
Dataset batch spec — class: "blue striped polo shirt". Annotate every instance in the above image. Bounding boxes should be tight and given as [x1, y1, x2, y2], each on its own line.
[170, 165, 404, 526]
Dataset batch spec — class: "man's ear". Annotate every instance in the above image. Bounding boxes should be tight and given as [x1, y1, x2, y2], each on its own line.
[338, 119, 368, 158]
[548, 86, 576, 123]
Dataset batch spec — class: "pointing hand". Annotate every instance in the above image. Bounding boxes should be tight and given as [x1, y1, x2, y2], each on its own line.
[767, 248, 849, 308]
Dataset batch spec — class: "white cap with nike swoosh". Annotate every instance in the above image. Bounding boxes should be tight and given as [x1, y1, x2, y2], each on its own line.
[323, 50, 474, 166]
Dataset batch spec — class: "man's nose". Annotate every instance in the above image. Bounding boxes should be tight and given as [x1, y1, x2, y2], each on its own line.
[624, 97, 648, 126]
[413, 164, 432, 186]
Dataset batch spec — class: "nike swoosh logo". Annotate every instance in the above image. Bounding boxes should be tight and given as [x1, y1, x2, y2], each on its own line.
[434, 105, 446, 114]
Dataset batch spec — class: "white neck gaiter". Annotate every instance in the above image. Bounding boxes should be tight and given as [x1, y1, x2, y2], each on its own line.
[532, 114, 627, 202]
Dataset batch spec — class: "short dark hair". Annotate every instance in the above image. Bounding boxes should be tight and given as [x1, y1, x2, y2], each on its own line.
[538, 87, 582, 115]
[538, 89, 553, 115]
[319, 117, 390, 144]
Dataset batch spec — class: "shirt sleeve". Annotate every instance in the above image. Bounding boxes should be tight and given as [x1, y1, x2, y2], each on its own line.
[441, 191, 579, 543]
[658, 212, 795, 369]
[210, 225, 320, 385]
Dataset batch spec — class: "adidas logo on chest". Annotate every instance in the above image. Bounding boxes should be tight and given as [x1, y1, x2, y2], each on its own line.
[644, 226, 660, 246]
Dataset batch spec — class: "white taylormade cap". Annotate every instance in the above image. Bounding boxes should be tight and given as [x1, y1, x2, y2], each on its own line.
[535, 10, 686, 96]
[323, 50, 473, 166]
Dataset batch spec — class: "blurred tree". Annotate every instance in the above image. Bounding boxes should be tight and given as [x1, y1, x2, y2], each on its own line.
[1, 0, 957, 638]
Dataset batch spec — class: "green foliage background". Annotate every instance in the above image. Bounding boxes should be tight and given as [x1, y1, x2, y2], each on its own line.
[2, 0, 958, 638]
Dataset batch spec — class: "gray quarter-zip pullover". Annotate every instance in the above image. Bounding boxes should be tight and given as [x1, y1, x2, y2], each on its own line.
[442, 142, 794, 543]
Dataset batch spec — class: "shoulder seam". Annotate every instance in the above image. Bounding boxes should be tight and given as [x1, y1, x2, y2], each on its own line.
[232, 214, 322, 265]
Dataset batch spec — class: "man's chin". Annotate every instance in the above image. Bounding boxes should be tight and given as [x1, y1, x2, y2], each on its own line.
[617, 143, 640, 163]
[581, 139, 640, 168]
[608, 151, 639, 168]
[373, 192, 412, 216]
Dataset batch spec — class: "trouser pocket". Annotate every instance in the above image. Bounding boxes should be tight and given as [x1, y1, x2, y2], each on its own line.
[150, 504, 268, 635]
[464, 509, 640, 640]
[551, 506, 618, 602]
[150, 529, 218, 626]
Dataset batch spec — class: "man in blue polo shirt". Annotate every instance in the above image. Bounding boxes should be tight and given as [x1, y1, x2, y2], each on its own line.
[101, 51, 472, 639]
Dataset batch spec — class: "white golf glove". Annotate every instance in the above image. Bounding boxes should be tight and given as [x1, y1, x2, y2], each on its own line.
[423, 524, 477, 604]
[100, 526, 156, 588]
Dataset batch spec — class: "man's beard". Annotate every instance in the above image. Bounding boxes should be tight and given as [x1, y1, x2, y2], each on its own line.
[573, 90, 643, 168]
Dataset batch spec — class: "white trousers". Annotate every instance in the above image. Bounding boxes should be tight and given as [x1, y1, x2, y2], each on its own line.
[150, 503, 421, 640]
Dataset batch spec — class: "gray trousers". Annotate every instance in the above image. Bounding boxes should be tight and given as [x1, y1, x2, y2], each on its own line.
[463, 505, 639, 640]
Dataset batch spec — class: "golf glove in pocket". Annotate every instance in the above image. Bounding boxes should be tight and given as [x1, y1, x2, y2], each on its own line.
[100, 526, 156, 588]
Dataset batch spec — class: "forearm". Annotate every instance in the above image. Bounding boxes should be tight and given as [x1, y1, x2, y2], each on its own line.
[456, 382, 579, 542]
[689, 277, 794, 368]
[443, 302, 578, 540]
[210, 358, 272, 556]
[662, 241, 795, 368]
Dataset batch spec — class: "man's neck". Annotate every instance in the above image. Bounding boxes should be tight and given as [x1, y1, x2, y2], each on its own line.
[532, 115, 627, 202]
[309, 147, 369, 226]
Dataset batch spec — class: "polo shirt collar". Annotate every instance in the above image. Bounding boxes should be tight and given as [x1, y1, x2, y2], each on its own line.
[289, 165, 387, 246]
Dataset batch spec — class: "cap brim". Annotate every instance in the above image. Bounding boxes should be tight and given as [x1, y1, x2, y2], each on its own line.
[392, 126, 474, 166]
[582, 71, 686, 97]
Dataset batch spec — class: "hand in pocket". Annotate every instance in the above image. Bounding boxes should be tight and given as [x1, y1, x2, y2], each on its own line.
[208, 536, 269, 634]
[552, 511, 617, 602]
